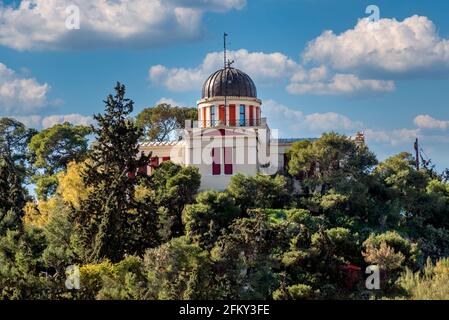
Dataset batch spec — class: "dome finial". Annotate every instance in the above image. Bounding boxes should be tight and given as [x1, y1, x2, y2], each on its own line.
[223, 32, 228, 69]
[224, 32, 235, 69]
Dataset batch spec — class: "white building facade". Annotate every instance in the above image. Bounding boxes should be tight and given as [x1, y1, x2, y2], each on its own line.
[139, 66, 296, 190]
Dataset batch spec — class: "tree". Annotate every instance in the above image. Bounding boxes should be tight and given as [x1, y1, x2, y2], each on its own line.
[0, 227, 50, 299]
[0, 156, 26, 233]
[149, 161, 201, 242]
[227, 173, 291, 213]
[288, 133, 377, 195]
[136, 103, 197, 142]
[397, 257, 449, 300]
[210, 212, 283, 299]
[142, 237, 213, 300]
[0, 117, 36, 170]
[362, 231, 419, 270]
[74, 82, 152, 263]
[29, 122, 91, 199]
[0, 118, 34, 233]
[287, 133, 378, 224]
[184, 191, 241, 249]
[374, 153, 430, 226]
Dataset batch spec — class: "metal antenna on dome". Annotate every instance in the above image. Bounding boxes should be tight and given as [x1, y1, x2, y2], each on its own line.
[224, 32, 228, 69]
[224, 32, 229, 123]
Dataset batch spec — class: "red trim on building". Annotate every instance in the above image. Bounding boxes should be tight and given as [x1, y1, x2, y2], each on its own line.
[202, 107, 207, 128]
[249, 105, 254, 126]
[212, 148, 221, 175]
[229, 104, 236, 126]
[224, 147, 233, 175]
[219, 105, 226, 124]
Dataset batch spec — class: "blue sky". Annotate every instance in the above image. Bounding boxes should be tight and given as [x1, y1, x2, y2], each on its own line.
[1, 0, 449, 169]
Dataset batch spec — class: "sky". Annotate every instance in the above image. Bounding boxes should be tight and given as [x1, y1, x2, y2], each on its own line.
[1, 0, 449, 169]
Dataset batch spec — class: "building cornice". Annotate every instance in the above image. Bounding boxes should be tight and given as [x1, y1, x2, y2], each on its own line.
[197, 96, 262, 105]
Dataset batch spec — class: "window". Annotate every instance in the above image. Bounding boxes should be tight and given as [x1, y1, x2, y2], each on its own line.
[239, 104, 245, 126]
[211, 105, 215, 124]
[229, 104, 236, 126]
[249, 105, 254, 126]
[224, 147, 233, 175]
[212, 148, 221, 175]
[202, 107, 207, 128]
[162, 156, 170, 162]
[219, 105, 225, 124]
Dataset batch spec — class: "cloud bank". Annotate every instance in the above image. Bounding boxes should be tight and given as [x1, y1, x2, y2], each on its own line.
[0, 62, 51, 114]
[0, 0, 246, 51]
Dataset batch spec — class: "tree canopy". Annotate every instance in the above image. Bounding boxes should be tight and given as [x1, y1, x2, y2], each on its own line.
[1, 86, 449, 300]
[136, 103, 197, 142]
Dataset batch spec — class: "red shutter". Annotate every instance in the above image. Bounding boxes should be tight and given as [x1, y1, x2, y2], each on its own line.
[224, 147, 233, 175]
[229, 105, 236, 126]
[249, 105, 254, 126]
[203, 107, 207, 128]
[219, 105, 225, 124]
[162, 156, 170, 162]
[212, 148, 221, 175]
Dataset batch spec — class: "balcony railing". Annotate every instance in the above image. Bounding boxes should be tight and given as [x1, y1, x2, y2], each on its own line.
[193, 118, 267, 128]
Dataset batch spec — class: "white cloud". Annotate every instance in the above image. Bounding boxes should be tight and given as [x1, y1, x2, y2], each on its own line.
[287, 67, 395, 95]
[149, 15, 449, 97]
[155, 97, 190, 108]
[41, 114, 93, 128]
[11, 115, 44, 128]
[0, 0, 246, 51]
[414, 115, 449, 130]
[303, 15, 449, 76]
[149, 49, 300, 92]
[262, 99, 361, 136]
[150, 48, 396, 96]
[0, 62, 51, 114]
[304, 112, 362, 131]
[365, 128, 420, 147]
[11, 113, 93, 129]
[150, 49, 385, 96]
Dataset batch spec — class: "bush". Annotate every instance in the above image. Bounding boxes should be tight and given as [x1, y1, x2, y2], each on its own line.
[396, 258, 449, 300]
[362, 231, 419, 270]
[273, 284, 318, 300]
[227, 173, 291, 212]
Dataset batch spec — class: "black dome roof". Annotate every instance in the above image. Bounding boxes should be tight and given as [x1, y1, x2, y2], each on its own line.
[202, 68, 257, 99]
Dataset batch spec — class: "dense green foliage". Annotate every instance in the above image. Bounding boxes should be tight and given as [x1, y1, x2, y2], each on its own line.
[1, 84, 449, 300]
[136, 103, 197, 142]
[28, 122, 91, 199]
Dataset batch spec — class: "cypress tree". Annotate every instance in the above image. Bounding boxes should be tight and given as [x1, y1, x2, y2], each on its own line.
[74, 83, 151, 262]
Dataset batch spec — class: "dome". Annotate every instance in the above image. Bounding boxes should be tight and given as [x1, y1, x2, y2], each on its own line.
[202, 68, 257, 99]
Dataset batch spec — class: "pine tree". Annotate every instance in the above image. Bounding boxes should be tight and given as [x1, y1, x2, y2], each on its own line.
[0, 118, 33, 233]
[74, 83, 151, 262]
[0, 156, 25, 233]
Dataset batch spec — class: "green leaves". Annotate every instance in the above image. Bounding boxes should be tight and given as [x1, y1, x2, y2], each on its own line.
[227, 173, 292, 212]
[73, 82, 152, 263]
[136, 103, 197, 142]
